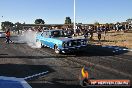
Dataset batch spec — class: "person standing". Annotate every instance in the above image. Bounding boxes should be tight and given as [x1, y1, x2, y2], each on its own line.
[89, 29, 93, 40]
[97, 27, 102, 42]
[76, 28, 80, 36]
[84, 29, 89, 39]
[6, 28, 12, 44]
[103, 26, 107, 40]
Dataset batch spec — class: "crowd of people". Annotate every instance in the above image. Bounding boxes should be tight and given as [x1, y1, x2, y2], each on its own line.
[63, 24, 132, 42]
[4, 23, 132, 44]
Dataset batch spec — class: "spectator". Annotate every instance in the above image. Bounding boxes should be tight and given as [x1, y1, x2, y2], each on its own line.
[97, 27, 102, 41]
[5, 28, 12, 44]
[76, 28, 80, 36]
[103, 26, 107, 40]
[116, 24, 119, 31]
[84, 29, 89, 39]
[89, 29, 93, 40]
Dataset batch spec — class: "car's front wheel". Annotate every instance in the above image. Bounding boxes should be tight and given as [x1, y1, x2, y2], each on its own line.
[36, 40, 43, 48]
[54, 45, 60, 54]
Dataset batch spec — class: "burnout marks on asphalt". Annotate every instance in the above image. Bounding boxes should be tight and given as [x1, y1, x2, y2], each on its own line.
[0, 54, 8, 55]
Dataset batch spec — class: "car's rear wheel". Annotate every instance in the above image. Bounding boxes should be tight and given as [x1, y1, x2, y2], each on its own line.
[36, 40, 43, 48]
[54, 45, 60, 54]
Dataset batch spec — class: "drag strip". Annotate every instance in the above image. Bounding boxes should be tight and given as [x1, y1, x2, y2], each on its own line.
[0, 37, 132, 88]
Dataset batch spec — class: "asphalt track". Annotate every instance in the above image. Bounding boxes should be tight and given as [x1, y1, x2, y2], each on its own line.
[0, 37, 132, 88]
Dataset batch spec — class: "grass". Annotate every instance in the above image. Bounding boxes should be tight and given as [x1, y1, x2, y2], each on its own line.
[89, 30, 132, 48]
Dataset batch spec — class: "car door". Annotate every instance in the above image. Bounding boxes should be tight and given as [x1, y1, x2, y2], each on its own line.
[44, 31, 55, 48]
[41, 31, 49, 46]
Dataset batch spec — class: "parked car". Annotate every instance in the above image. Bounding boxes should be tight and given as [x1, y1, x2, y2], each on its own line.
[0, 31, 6, 38]
[36, 29, 88, 54]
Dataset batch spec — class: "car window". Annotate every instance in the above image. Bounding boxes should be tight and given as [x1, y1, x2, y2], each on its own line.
[47, 31, 51, 37]
[52, 31, 60, 37]
[42, 31, 51, 38]
[51, 30, 66, 37]
[42, 31, 48, 37]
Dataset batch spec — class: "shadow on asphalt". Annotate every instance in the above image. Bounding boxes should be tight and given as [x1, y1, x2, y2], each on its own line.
[0, 64, 54, 79]
[67, 45, 129, 56]
[0, 54, 8, 55]
[0, 40, 129, 57]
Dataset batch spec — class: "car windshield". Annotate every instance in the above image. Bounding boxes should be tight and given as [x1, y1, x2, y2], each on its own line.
[51, 30, 67, 37]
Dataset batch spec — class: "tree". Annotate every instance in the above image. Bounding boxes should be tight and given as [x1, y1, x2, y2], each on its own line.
[78, 23, 82, 24]
[126, 18, 132, 24]
[109, 23, 114, 27]
[14, 22, 22, 34]
[94, 21, 100, 26]
[116, 22, 120, 25]
[35, 19, 45, 24]
[105, 23, 109, 27]
[65, 17, 72, 24]
[1, 21, 14, 31]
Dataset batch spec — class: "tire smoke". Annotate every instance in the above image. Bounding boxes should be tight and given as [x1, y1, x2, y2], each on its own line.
[18, 30, 41, 48]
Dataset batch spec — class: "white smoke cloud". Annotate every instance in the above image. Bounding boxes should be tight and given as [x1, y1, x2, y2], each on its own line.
[18, 30, 41, 48]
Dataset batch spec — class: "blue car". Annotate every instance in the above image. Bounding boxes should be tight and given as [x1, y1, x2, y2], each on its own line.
[36, 29, 87, 54]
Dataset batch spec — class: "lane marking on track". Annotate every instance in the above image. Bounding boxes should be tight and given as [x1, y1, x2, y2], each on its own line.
[23, 71, 49, 80]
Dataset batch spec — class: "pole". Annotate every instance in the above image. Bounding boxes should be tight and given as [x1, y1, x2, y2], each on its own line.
[74, 0, 76, 34]
[0, 16, 4, 29]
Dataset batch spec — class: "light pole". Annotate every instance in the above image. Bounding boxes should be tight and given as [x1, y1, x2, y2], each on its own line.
[74, 0, 76, 34]
[0, 16, 4, 30]
[0, 16, 3, 29]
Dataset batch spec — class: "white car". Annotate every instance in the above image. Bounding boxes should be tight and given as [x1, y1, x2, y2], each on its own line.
[0, 31, 6, 38]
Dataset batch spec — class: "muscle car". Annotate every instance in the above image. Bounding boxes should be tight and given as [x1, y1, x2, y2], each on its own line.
[36, 29, 87, 53]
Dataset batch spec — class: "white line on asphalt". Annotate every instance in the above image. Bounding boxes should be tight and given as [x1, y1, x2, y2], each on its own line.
[23, 71, 49, 80]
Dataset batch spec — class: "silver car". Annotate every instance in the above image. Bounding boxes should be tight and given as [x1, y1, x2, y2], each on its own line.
[0, 31, 6, 38]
